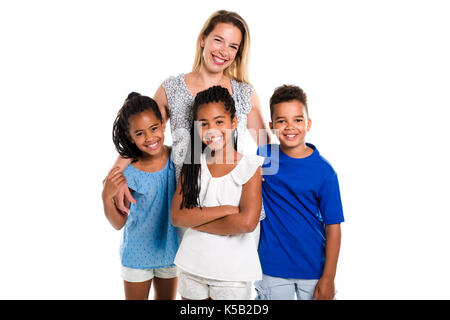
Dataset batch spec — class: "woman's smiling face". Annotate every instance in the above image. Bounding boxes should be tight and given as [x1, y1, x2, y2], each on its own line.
[200, 22, 242, 74]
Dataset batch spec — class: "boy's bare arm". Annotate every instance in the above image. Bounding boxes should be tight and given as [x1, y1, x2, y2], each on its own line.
[192, 168, 262, 235]
[314, 223, 341, 300]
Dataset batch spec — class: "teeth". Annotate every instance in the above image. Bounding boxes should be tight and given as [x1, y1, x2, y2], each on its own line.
[146, 142, 158, 148]
[213, 55, 225, 63]
[286, 135, 296, 138]
[207, 136, 222, 142]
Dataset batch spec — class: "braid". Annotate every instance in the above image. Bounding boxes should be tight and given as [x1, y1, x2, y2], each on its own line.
[179, 86, 237, 209]
[193, 85, 236, 119]
[179, 125, 202, 209]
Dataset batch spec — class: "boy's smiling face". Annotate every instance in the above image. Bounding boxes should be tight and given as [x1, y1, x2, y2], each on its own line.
[270, 100, 312, 152]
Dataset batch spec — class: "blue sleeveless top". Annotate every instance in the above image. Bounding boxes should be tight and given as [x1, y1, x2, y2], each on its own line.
[119, 155, 179, 269]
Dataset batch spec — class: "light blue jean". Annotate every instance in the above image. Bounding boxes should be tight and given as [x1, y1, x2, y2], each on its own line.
[254, 274, 319, 300]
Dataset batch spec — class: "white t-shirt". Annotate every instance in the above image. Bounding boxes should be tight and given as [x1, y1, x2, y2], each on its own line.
[174, 153, 264, 281]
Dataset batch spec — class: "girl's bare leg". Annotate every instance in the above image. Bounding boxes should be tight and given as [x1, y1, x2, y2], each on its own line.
[153, 277, 178, 300]
[182, 296, 211, 300]
[124, 280, 152, 300]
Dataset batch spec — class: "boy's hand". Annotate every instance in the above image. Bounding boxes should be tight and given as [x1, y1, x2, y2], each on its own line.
[102, 167, 127, 201]
[313, 277, 335, 300]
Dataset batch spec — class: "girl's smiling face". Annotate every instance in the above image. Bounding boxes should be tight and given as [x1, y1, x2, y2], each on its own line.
[127, 110, 165, 157]
[196, 101, 237, 152]
[200, 22, 242, 74]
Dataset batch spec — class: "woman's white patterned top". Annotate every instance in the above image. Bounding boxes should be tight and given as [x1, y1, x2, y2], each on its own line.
[162, 73, 253, 180]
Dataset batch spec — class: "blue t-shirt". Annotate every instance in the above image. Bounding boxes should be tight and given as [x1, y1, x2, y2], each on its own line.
[257, 143, 344, 279]
[120, 156, 179, 269]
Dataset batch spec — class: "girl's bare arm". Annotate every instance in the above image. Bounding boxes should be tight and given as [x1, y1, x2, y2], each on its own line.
[109, 157, 134, 214]
[192, 168, 262, 235]
[170, 179, 239, 228]
[102, 168, 128, 230]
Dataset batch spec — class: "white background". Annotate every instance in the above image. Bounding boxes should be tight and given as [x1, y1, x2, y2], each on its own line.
[1, 0, 449, 299]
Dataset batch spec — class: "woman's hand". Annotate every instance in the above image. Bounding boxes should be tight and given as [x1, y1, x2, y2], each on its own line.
[113, 183, 136, 214]
[102, 167, 127, 201]
[106, 157, 135, 214]
[102, 167, 129, 230]
[103, 167, 135, 214]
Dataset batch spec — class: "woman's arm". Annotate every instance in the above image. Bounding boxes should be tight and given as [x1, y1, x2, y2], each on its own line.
[171, 179, 239, 228]
[102, 168, 128, 230]
[246, 90, 272, 146]
[108, 157, 135, 214]
[153, 84, 170, 124]
[112, 156, 132, 171]
[192, 167, 262, 235]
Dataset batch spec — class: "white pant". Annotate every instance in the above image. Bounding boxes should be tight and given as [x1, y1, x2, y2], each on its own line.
[121, 265, 178, 282]
[178, 270, 251, 300]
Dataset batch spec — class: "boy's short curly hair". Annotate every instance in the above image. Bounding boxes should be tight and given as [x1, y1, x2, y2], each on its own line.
[269, 85, 308, 119]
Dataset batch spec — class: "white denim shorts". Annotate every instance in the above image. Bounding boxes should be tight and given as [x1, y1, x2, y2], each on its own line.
[178, 270, 251, 300]
[121, 265, 178, 283]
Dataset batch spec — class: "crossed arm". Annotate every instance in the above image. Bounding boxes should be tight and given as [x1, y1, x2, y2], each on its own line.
[171, 169, 262, 235]
[170, 182, 238, 228]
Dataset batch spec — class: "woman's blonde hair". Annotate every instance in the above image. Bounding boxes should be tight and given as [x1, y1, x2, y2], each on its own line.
[192, 10, 251, 83]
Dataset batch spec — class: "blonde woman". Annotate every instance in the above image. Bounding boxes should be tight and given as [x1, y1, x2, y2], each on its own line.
[112, 10, 270, 213]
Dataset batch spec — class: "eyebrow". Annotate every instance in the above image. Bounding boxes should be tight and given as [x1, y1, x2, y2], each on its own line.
[198, 115, 226, 121]
[274, 115, 304, 120]
[133, 123, 159, 133]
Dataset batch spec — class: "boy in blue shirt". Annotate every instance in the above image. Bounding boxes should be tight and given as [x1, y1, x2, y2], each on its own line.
[255, 85, 344, 300]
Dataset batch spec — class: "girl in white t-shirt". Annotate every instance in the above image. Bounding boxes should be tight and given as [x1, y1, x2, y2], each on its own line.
[171, 85, 264, 300]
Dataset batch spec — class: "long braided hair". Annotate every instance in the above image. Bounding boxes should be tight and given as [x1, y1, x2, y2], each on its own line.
[112, 92, 163, 163]
[179, 85, 237, 209]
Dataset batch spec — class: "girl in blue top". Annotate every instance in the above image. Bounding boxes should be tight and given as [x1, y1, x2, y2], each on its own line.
[102, 92, 179, 300]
